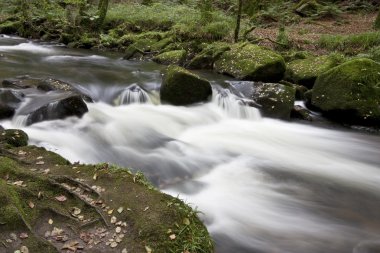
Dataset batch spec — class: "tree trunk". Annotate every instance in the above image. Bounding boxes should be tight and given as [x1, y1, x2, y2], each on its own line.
[97, 0, 109, 27]
[234, 0, 243, 43]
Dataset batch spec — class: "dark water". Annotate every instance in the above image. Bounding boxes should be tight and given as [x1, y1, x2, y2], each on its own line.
[1, 36, 380, 253]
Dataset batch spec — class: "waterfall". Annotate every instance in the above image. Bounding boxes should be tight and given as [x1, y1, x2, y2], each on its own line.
[212, 88, 261, 120]
[116, 84, 152, 105]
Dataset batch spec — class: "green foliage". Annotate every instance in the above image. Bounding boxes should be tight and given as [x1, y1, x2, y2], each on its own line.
[318, 31, 380, 54]
[276, 25, 291, 50]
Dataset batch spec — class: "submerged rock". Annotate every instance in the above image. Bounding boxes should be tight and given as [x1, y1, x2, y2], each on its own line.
[0, 89, 24, 119]
[160, 65, 212, 106]
[311, 58, 380, 125]
[152, 50, 187, 65]
[251, 82, 296, 120]
[214, 43, 285, 82]
[285, 54, 344, 88]
[2, 76, 92, 101]
[291, 105, 313, 121]
[26, 95, 88, 125]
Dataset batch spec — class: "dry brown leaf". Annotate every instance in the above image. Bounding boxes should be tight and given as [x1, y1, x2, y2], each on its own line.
[169, 234, 176, 240]
[19, 232, 28, 239]
[48, 219, 53, 225]
[28, 201, 35, 209]
[55, 195, 67, 202]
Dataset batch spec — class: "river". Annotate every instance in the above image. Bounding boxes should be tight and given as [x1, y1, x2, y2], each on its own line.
[1, 35, 380, 253]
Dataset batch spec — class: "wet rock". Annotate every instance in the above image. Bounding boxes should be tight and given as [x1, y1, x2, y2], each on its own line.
[291, 105, 313, 121]
[0, 89, 24, 120]
[250, 82, 296, 120]
[0, 20, 21, 34]
[160, 65, 212, 106]
[26, 95, 88, 125]
[311, 58, 380, 125]
[214, 43, 285, 82]
[1, 76, 92, 102]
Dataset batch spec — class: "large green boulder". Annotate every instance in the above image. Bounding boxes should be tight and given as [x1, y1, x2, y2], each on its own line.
[160, 65, 212, 106]
[251, 82, 296, 120]
[152, 50, 187, 65]
[311, 58, 380, 124]
[285, 54, 343, 88]
[214, 44, 286, 82]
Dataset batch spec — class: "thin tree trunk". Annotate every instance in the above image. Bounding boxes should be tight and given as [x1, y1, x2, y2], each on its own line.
[375, 8, 380, 30]
[234, 0, 243, 43]
[97, 0, 109, 27]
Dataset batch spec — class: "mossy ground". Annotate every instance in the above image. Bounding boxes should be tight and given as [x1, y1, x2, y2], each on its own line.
[0, 129, 213, 253]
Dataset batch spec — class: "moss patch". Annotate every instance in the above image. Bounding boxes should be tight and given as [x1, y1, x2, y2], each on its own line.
[152, 50, 187, 66]
[0, 129, 213, 253]
[312, 58, 380, 125]
[285, 54, 344, 88]
[214, 43, 286, 82]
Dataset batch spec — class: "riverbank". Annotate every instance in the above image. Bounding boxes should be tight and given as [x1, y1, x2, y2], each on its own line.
[0, 128, 213, 253]
[1, 0, 379, 128]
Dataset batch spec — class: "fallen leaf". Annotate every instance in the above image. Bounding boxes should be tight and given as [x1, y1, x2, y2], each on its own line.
[93, 173, 98, 180]
[117, 207, 124, 213]
[36, 156, 44, 160]
[55, 195, 67, 202]
[38, 191, 43, 199]
[169, 234, 176, 240]
[13, 181, 24, 186]
[72, 207, 81, 216]
[28, 201, 35, 209]
[18, 150, 27, 156]
[107, 209, 113, 215]
[110, 242, 118, 248]
[110, 216, 117, 224]
[48, 219, 53, 225]
[122, 248, 128, 253]
[183, 218, 190, 225]
[143, 206, 149, 212]
[36, 161, 45, 165]
[20, 246, 29, 253]
[62, 240, 79, 251]
[19, 232, 28, 239]
[115, 227, 121, 233]
[145, 246, 152, 253]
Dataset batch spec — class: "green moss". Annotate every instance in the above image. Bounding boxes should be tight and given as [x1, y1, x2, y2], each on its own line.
[187, 42, 230, 69]
[285, 54, 345, 88]
[160, 65, 212, 106]
[214, 43, 286, 82]
[0, 132, 213, 253]
[0, 129, 28, 147]
[153, 50, 187, 65]
[0, 20, 21, 34]
[312, 58, 380, 124]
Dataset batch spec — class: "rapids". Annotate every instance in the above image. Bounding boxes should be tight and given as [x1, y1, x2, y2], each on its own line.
[1, 36, 380, 253]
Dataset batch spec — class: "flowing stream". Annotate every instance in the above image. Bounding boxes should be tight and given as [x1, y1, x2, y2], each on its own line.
[1, 36, 380, 253]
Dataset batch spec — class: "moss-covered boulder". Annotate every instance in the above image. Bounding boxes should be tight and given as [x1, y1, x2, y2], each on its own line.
[160, 65, 212, 106]
[124, 38, 159, 60]
[0, 129, 28, 147]
[0, 130, 214, 253]
[311, 58, 380, 125]
[187, 43, 231, 69]
[0, 20, 21, 34]
[214, 44, 286, 82]
[285, 54, 344, 88]
[251, 82, 296, 120]
[152, 50, 186, 65]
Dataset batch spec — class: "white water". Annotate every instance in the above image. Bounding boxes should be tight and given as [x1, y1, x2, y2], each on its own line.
[1, 39, 380, 253]
[0, 42, 54, 53]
